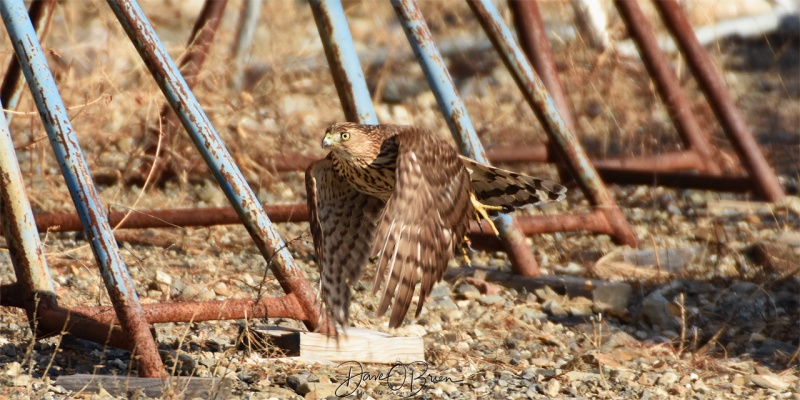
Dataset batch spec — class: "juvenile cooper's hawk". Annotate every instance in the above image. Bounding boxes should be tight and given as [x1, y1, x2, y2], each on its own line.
[305, 123, 565, 329]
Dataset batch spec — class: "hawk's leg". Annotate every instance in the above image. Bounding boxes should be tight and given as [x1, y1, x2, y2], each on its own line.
[470, 192, 504, 236]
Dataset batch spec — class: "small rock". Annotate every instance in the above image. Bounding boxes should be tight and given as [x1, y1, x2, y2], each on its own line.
[3, 361, 21, 376]
[431, 296, 459, 311]
[534, 286, 560, 301]
[478, 294, 505, 306]
[12, 374, 31, 387]
[434, 381, 458, 394]
[212, 366, 237, 380]
[564, 371, 601, 382]
[164, 351, 197, 376]
[642, 290, 679, 330]
[567, 296, 594, 317]
[542, 299, 568, 317]
[287, 372, 312, 391]
[554, 262, 584, 275]
[749, 374, 789, 391]
[213, 281, 230, 297]
[176, 283, 216, 301]
[297, 382, 337, 397]
[455, 283, 481, 300]
[657, 371, 678, 386]
[155, 270, 172, 286]
[544, 379, 560, 397]
[430, 284, 452, 299]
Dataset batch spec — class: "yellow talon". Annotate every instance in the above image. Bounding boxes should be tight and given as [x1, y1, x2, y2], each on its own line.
[461, 235, 472, 265]
[470, 192, 503, 236]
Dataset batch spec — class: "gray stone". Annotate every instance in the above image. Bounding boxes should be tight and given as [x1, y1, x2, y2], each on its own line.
[543, 299, 568, 317]
[286, 372, 311, 391]
[431, 296, 459, 311]
[642, 290, 679, 330]
[430, 284, 452, 299]
[296, 382, 338, 397]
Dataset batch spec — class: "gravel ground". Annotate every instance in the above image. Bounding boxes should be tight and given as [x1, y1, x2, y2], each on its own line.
[0, 1, 798, 399]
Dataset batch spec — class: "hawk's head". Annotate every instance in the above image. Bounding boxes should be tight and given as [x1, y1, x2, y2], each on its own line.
[321, 122, 381, 161]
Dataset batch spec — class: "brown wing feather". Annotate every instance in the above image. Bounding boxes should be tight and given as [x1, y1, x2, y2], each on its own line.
[306, 157, 384, 329]
[371, 128, 472, 328]
[460, 155, 566, 212]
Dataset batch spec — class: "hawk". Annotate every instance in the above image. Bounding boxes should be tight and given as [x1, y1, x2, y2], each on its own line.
[305, 123, 565, 329]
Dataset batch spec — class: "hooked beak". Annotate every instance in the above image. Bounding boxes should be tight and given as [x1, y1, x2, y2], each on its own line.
[321, 133, 333, 149]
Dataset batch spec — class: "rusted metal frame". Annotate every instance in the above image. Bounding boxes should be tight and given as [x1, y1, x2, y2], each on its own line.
[653, 0, 785, 202]
[231, 0, 262, 91]
[28, 204, 616, 252]
[508, 0, 578, 133]
[508, 0, 578, 183]
[106, 0, 325, 332]
[0, 0, 164, 378]
[0, 0, 57, 124]
[52, 294, 304, 350]
[34, 204, 308, 232]
[142, 0, 229, 184]
[0, 95, 55, 326]
[70, 294, 306, 327]
[392, 0, 543, 276]
[614, 0, 721, 175]
[487, 146, 706, 172]
[467, 0, 638, 247]
[309, 0, 379, 124]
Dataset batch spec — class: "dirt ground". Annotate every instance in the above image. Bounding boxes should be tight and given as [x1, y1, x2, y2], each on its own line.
[0, 0, 798, 399]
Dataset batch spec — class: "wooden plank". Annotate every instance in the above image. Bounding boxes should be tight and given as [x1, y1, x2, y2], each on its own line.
[240, 326, 425, 364]
[54, 374, 231, 399]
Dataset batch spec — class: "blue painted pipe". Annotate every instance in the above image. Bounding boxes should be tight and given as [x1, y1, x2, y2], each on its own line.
[310, 0, 379, 124]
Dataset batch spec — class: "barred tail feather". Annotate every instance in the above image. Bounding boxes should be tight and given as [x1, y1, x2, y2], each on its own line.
[459, 156, 566, 211]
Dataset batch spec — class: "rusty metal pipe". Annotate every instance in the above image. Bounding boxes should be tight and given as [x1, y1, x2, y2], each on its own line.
[34, 204, 308, 233]
[2, 0, 164, 377]
[614, 0, 721, 175]
[509, 0, 578, 133]
[107, 0, 325, 336]
[68, 294, 305, 326]
[143, 0, 229, 183]
[467, 0, 637, 247]
[33, 205, 622, 245]
[653, 0, 785, 202]
[0, 0, 57, 124]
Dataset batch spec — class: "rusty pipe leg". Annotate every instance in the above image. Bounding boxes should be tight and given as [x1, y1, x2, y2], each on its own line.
[393, 0, 542, 276]
[509, 0, 578, 184]
[0, 0, 57, 124]
[468, 0, 638, 247]
[138, 0, 229, 185]
[2, 0, 164, 377]
[107, 0, 325, 334]
[614, 0, 721, 175]
[654, 0, 785, 202]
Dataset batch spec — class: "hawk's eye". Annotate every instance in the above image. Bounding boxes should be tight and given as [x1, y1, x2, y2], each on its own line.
[341, 132, 351, 141]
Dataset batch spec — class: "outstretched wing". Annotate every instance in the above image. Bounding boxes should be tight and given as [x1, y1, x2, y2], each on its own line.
[371, 129, 472, 328]
[306, 157, 384, 328]
[460, 155, 566, 212]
